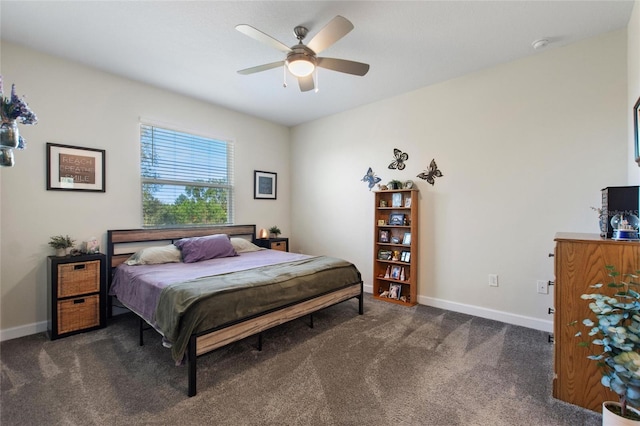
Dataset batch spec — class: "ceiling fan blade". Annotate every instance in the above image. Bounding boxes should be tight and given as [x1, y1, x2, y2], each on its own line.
[298, 75, 315, 92]
[236, 24, 292, 53]
[306, 15, 354, 54]
[237, 61, 285, 75]
[317, 57, 370, 76]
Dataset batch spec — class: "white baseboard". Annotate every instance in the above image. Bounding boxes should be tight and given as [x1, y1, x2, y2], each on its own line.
[363, 284, 553, 333]
[0, 320, 48, 342]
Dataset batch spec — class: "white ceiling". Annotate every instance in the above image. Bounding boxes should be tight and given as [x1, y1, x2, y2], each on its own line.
[0, 1, 634, 127]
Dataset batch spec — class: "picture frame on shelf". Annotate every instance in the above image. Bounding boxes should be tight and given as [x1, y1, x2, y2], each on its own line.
[389, 213, 405, 226]
[390, 266, 401, 280]
[379, 230, 390, 243]
[402, 232, 412, 245]
[401, 251, 411, 262]
[254, 170, 277, 200]
[388, 283, 402, 299]
[377, 249, 392, 260]
[391, 192, 403, 207]
[404, 197, 412, 208]
[46, 143, 106, 192]
[377, 219, 386, 226]
[390, 236, 400, 244]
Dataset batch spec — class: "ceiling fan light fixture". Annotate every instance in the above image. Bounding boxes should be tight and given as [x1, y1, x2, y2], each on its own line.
[286, 56, 315, 77]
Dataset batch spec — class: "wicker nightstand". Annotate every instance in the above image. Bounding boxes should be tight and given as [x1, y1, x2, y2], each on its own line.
[47, 253, 107, 340]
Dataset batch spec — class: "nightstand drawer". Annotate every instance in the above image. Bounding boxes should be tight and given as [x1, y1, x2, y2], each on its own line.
[57, 295, 100, 334]
[58, 260, 100, 298]
[271, 241, 286, 251]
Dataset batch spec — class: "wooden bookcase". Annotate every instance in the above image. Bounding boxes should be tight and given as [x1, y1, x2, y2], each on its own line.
[373, 189, 418, 306]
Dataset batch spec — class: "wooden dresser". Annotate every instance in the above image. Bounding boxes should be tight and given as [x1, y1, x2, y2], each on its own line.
[553, 233, 640, 412]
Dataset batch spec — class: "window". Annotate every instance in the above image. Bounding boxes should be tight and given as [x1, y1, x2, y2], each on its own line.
[140, 124, 234, 227]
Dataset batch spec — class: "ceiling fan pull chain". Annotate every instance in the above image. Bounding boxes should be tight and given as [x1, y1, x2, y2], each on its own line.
[314, 67, 319, 93]
[283, 65, 287, 88]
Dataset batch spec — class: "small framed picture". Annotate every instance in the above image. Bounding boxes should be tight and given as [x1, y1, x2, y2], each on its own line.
[377, 249, 392, 260]
[389, 213, 405, 226]
[388, 283, 402, 300]
[391, 192, 403, 207]
[379, 200, 387, 207]
[390, 266, 401, 280]
[46, 143, 106, 192]
[401, 250, 411, 263]
[404, 197, 412, 208]
[377, 219, 386, 226]
[390, 236, 400, 244]
[402, 232, 412, 245]
[254, 170, 277, 200]
[379, 230, 390, 243]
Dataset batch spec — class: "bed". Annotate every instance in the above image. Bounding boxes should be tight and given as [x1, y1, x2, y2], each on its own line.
[107, 224, 363, 396]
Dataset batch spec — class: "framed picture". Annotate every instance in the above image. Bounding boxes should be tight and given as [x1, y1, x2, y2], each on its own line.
[389, 213, 405, 226]
[254, 170, 277, 199]
[391, 192, 403, 207]
[379, 230, 390, 243]
[634, 96, 640, 166]
[46, 143, 105, 192]
[401, 250, 411, 262]
[377, 219, 386, 226]
[390, 266, 401, 280]
[390, 236, 400, 244]
[402, 232, 412, 245]
[377, 249, 392, 260]
[404, 197, 412, 208]
[388, 283, 402, 300]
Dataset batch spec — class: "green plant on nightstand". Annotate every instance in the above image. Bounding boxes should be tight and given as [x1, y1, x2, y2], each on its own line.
[48, 235, 75, 256]
[268, 226, 281, 238]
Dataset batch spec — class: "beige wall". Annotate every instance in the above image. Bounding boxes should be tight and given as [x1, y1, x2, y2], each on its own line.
[0, 41, 291, 338]
[291, 30, 628, 331]
[629, 0, 640, 184]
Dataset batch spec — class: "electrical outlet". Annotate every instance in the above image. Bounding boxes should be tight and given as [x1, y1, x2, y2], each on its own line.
[537, 280, 548, 294]
[488, 274, 499, 287]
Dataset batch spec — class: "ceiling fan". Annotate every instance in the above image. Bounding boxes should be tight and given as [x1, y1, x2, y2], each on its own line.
[236, 15, 369, 92]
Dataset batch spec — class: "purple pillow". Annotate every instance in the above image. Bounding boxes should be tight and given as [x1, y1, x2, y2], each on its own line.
[174, 234, 238, 263]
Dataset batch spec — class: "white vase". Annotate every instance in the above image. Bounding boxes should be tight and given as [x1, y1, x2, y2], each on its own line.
[0, 121, 19, 149]
[602, 402, 640, 426]
[55, 248, 67, 257]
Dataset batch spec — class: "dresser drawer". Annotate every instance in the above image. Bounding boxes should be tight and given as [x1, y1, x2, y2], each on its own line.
[271, 241, 287, 251]
[58, 260, 100, 298]
[57, 295, 100, 334]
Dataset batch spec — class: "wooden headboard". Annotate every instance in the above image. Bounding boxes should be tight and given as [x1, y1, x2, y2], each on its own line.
[107, 224, 256, 283]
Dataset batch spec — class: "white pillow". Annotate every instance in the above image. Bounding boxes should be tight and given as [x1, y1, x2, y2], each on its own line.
[124, 244, 182, 265]
[230, 238, 263, 253]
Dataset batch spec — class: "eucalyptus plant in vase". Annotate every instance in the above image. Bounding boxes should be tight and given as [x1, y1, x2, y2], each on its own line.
[573, 266, 640, 423]
[0, 75, 38, 167]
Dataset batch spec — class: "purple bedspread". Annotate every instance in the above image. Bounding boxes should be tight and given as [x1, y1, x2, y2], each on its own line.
[109, 250, 311, 327]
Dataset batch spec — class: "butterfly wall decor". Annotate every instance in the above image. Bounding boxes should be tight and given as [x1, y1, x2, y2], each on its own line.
[388, 148, 409, 170]
[361, 167, 382, 191]
[417, 159, 443, 186]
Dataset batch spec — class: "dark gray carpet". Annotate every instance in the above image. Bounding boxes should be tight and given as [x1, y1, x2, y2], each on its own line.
[1, 295, 600, 425]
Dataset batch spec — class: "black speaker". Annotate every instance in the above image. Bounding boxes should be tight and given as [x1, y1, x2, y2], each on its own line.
[601, 186, 639, 238]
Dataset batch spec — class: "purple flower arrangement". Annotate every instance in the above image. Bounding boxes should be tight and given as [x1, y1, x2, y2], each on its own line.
[0, 75, 38, 150]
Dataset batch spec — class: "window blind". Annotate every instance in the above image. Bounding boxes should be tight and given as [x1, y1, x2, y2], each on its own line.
[140, 124, 234, 227]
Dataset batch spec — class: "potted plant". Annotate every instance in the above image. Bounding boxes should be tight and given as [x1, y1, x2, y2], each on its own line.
[268, 226, 281, 238]
[574, 265, 640, 424]
[388, 180, 403, 190]
[48, 235, 75, 257]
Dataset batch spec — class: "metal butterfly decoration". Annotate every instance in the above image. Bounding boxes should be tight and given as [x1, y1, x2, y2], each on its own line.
[361, 167, 382, 191]
[417, 159, 443, 186]
[388, 148, 409, 170]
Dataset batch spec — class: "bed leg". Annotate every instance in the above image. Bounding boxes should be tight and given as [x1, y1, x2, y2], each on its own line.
[257, 333, 263, 351]
[358, 291, 364, 315]
[309, 313, 314, 329]
[139, 318, 144, 346]
[188, 335, 197, 397]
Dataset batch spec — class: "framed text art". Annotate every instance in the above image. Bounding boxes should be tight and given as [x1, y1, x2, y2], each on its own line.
[254, 170, 277, 200]
[634, 96, 640, 166]
[46, 143, 105, 192]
